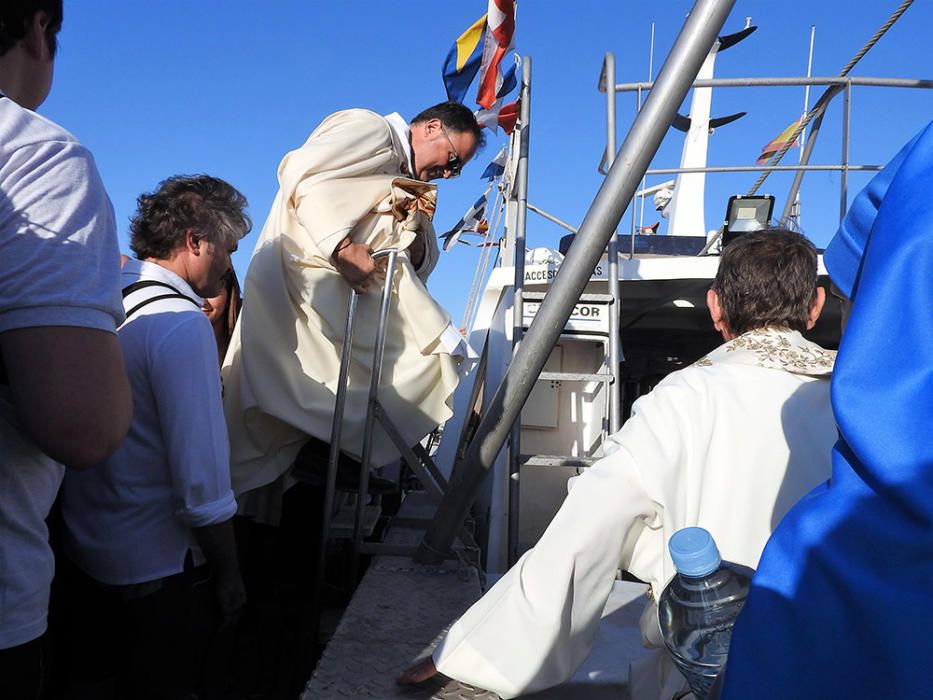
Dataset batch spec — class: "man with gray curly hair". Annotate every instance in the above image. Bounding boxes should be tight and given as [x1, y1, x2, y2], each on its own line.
[57, 175, 251, 700]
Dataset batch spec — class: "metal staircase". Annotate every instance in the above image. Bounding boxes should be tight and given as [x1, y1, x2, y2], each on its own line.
[508, 290, 619, 563]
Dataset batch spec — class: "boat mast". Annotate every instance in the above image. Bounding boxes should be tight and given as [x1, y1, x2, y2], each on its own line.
[789, 25, 817, 229]
[418, 0, 738, 565]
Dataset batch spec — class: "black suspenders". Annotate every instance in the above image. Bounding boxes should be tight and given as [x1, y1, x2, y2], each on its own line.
[122, 280, 200, 320]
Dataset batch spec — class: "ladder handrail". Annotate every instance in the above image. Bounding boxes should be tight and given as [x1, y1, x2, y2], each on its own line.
[315, 248, 398, 610]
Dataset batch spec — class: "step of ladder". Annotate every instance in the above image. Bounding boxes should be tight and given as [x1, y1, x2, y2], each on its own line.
[519, 454, 598, 468]
[523, 291, 615, 304]
[329, 502, 382, 539]
[538, 370, 614, 383]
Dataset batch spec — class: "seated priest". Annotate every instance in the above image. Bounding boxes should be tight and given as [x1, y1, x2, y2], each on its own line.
[400, 228, 838, 700]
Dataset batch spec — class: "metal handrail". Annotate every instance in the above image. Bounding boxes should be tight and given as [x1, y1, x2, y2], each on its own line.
[314, 247, 478, 592]
[506, 57, 532, 567]
[315, 248, 398, 603]
[645, 164, 882, 175]
[599, 61, 933, 253]
[605, 76, 933, 92]
[348, 249, 399, 584]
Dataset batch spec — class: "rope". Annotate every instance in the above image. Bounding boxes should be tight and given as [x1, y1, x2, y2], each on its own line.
[746, 0, 914, 196]
[460, 181, 506, 332]
[462, 187, 505, 332]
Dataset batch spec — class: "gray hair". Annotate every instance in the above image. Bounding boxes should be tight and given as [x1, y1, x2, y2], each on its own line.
[129, 174, 251, 260]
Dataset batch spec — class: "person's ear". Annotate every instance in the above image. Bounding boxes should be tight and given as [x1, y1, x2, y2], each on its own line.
[184, 229, 201, 255]
[23, 11, 52, 61]
[806, 286, 827, 330]
[707, 289, 725, 331]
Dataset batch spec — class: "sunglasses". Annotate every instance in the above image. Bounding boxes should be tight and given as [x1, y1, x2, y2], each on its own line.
[440, 125, 463, 178]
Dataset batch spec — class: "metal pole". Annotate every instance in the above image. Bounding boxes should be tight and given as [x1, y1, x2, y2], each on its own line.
[349, 249, 398, 584]
[527, 203, 577, 233]
[779, 106, 831, 225]
[649, 163, 879, 175]
[605, 51, 621, 434]
[630, 83, 640, 242]
[416, 0, 736, 564]
[313, 287, 359, 634]
[631, 84, 642, 258]
[840, 79, 851, 222]
[801, 25, 816, 154]
[612, 76, 933, 91]
[507, 57, 531, 567]
[639, 25, 655, 239]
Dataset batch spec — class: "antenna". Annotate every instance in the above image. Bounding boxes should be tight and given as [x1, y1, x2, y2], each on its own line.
[639, 22, 656, 231]
[648, 21, 656, 82]
[801, 25, 817, 156]
[791, 25, 817, 229]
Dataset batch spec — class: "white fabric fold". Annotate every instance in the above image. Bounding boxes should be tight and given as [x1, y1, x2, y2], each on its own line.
[222, 110, 463, 506]
[434, 328, 837, 699]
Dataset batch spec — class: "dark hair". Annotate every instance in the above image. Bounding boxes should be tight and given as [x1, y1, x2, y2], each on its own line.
[218, 270, 242, 342]
[0, 0, 62, 58]
[411, 101, 486, 150]
[711, 228, 819, 336]
[129, 175, 251, 261]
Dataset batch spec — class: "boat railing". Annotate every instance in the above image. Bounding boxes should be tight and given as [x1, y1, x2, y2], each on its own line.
[599, 60, 933, 248]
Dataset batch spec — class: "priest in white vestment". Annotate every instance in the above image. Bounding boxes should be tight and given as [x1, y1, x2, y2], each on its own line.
[400, 229, 838, 699]
[222, 103, 482, 513]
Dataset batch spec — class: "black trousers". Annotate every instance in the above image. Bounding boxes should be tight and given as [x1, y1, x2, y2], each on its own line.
[52, 556, 214, 700]
[0, 635, 47, 700]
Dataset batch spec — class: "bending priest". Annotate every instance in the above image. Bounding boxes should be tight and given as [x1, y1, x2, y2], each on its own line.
[222, 102, 482, 518]
[400, 229, 838, 699]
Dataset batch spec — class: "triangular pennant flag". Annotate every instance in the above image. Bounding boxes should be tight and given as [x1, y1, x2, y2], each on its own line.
[481, 146, 508, 180]
[441, 186, 493, 250]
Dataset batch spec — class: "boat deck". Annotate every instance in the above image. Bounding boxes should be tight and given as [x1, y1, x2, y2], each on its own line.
[300, 493, 494, 699]
[303, 493, 653, 699]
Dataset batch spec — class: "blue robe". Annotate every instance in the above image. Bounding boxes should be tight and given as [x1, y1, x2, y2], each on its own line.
[721, 119, 933, 698]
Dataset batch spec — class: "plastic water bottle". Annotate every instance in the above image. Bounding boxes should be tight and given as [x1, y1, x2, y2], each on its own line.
[657, 527, 754, 699]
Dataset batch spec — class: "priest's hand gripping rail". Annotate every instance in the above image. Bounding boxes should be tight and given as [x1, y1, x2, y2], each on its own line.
[313, 248, 478, 612]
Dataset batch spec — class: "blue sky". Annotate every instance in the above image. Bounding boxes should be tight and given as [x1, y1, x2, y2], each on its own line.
[43, 1, 933, 326]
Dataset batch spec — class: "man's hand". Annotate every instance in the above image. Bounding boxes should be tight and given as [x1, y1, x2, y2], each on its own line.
[397, 657, 438, 685]
[333, 239, 378, 293]
[214, 569, 247, 622]
[192, 520, 246, 622]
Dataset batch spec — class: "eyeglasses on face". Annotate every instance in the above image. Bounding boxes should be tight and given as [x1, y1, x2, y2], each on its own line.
[440, 124, 463, 178]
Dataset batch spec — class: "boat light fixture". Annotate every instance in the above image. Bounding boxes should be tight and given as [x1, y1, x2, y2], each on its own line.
[722, 194, 775, 246]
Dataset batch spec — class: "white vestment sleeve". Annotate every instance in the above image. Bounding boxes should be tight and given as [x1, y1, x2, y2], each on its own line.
[279, 110, 398, 260]
[433, 446, 660, 698]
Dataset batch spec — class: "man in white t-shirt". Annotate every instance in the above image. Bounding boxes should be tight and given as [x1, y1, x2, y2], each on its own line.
[0, 2, 132, 696]
[59, 174, 251, 700]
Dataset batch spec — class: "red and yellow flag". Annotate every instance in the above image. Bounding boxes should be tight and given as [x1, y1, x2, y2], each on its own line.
[757, 118, 802, 165]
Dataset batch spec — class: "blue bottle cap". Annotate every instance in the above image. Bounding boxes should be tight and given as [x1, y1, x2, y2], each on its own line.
[669, 527, 721, 577]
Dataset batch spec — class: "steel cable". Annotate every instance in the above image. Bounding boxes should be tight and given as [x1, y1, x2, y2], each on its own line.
[746, 0, 915, 196]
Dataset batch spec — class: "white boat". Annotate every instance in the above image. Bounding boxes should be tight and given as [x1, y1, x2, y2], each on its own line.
[438, 26, 865, 575]
[305, 2, 933, 697]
